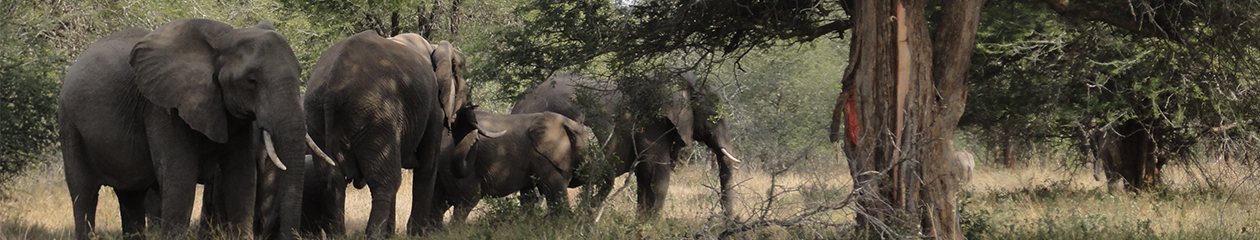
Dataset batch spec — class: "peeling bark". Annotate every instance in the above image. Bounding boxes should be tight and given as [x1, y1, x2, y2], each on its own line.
[832, 0, 984, 238]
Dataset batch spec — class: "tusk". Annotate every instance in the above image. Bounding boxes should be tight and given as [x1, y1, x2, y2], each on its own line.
[263, 131, 287, 171]
[475, 123, 507, 138]
[482, 130, 507, 138]
[306, 134, 336, 166]
[721, 148, 741, 164]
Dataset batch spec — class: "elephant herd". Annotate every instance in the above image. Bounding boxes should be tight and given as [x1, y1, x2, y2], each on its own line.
[57, 19, 741, 239]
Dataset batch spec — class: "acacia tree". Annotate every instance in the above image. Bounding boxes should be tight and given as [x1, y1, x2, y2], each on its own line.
[484, 0, 985, 237]
[963, 0, 1260, 191]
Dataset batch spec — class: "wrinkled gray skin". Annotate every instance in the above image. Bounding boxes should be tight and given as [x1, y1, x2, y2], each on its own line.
[298, 105, 488, 236]
[59, 19, 308, 239]
[302, 31, 483, 238]
[428, 109, 595, 223]
[511, 72, 740, 218]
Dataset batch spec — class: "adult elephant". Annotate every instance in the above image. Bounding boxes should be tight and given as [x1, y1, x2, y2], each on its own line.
[302, 32, 493, 238]
[511, 71, 741, 218]
[428, 109, 596, 223]
[59, 19, 310, 239]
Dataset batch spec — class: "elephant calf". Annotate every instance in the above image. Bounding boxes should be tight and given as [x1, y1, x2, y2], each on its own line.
[431, 110, 595, 223]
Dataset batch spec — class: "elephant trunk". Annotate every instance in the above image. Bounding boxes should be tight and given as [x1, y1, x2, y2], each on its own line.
[449, 130, 480, 179]
[257, 89, 308, 240]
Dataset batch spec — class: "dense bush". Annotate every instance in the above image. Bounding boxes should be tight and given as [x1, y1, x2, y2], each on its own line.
[1, 4, 67, 189]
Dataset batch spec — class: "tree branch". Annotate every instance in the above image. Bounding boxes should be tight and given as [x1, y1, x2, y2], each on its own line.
[1039, 0, 1182, 43]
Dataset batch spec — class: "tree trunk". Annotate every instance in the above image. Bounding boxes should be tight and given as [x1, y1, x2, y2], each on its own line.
[449, 0, 462, 37]
[832, 0, 984, 238]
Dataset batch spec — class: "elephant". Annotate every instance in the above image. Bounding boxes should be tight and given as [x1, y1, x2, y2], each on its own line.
[953, 150, 975, 184]
[511, 71, 741, 218]
[1087, 120, 1165, 191]
[302, 31, 497, 238]
[58, 19, 311, 239]
[428, 109, 596, 223]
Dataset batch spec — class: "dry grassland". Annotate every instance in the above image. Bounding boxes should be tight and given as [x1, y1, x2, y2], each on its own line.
[3, 154, 1258, 239]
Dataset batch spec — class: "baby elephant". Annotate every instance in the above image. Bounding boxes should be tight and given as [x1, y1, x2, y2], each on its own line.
[431, 110, 594, 223]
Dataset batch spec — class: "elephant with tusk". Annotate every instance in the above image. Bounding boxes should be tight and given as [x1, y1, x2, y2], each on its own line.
[59, 19, 311, 239]
[512, 70, 742, 219]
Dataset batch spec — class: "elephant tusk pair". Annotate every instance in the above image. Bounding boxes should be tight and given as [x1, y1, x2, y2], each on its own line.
[262, 131, 338, 171]
[306, 135, 336, 166]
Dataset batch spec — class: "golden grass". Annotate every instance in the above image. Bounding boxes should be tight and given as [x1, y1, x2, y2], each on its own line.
[962, 159, 1260, 239]
[4, 154, 1258, 239]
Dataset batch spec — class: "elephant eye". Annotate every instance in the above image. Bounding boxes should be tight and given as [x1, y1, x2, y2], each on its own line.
[247, 77, 258, 84]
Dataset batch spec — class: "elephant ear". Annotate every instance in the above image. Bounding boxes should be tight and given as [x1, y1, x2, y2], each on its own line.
[533, 113, 577, 173]
[432, 41, 464, 127]
[131, 19, 235, 143]
[387, 33, 435, 56]
[256, 19, 276, 30]
[663, 90, 694, 146]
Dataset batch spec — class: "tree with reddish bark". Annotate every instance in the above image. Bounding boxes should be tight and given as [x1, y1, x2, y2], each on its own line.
[484, 0, 1260, 238]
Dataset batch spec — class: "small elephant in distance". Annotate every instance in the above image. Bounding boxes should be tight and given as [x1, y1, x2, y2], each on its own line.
[954, 150, 975, 184]
[429, 109, 596, 223]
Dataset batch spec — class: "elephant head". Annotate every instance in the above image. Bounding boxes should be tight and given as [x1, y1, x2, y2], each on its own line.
[447, 103, 506, 179]
[663, 72, 741, 166]
[130, 19, 309, 238]
[431, 41, 470, 128]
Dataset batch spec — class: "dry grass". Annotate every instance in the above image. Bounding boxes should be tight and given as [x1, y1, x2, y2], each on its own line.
[4, 152, 1258, 239]
[962, 158, 1260, 239]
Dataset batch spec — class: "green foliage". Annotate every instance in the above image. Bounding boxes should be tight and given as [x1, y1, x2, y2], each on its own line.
[964, 0, 1260, 168]
[0, 20, 62, 186]
[719, 38, 846, 158]
[477, 0, 849, 99]
[958, 191, 993, 239]
[472, 0, 622, 98]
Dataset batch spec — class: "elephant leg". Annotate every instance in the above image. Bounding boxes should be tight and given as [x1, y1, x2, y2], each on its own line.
[406, 117, 444, 235]
[537, 174, 571, 216]
[68, 180, 101, 240]
[518, 188, 542, 208]
[717, 158, 735, 217]
[323, 182, 347, 236]
[63, 128, 100, 240]
[116, 189, 148, 240]
[156, 166, 198, 236]
[634, 169, 653, 218]
[584, 176, 614, 212]
[356, 136, 402, 238]
[426, 184, 448, 228]
[216, 140, 258, 237]
[197, 172, 222, 233]
[634, 161, 671, 219]
[298, 196, 321, 236]
[452, 200, 474, 223]
[145, 186, 162, 232]
[147, 116, 203, 236]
